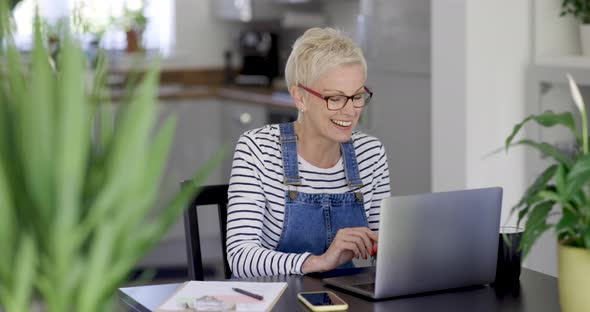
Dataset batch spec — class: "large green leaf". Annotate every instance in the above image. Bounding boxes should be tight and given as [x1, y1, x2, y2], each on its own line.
[50, 34, 92, 311]
[517, 206, 530, 228]
[565, 154, 590, 197]
[11, 235, 36, 312]
[505, 111, 580, 149]
[510, 139, 572, 166]
[0, 1, 10, 38]
[537, 190, 563, 204]
[110, 115, 177, 249]
[555, 210, 578, 236]
[18, 18, 55, 234]
[555, 164, 567, 198]
[512, 165, 557, 214]
[520, 201, 554, 259]
[78, 224, 115, 311]
[75, 62, 160, 247]
[0, 157, 15, 270]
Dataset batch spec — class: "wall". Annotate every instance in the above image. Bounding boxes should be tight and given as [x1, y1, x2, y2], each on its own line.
[431, 0, 467, 191]
[323, 0, 359, 36]
[432, 0, 557, 276]
[324, 0, 432, 196]
[464, 0, 530, 226]
[534, 0, 579, 58]
[170, 0, 238, 68]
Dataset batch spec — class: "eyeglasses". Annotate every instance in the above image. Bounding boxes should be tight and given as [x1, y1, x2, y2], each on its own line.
[297, 83, 373, 111]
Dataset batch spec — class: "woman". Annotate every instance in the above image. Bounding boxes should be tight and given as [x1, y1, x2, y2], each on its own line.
[226, 27, 391, 278]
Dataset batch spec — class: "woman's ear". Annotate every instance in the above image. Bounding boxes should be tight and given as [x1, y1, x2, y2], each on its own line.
[289, 85, 306, 112]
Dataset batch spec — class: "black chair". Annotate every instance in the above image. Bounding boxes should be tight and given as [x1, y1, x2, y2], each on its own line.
[183, 183, 231, 280]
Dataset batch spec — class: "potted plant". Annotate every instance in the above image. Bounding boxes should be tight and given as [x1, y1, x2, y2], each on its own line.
[561, 0, 590, 56]
[118, 2, 148, 53]
[0, 4, 222, 312]
[505, 74, 590, 312]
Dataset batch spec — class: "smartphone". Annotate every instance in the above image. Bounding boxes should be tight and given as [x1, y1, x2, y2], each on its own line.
[297, 291, 348, 311]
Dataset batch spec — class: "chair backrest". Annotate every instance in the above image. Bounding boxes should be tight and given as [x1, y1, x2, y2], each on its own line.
[183, 183, 231, 281]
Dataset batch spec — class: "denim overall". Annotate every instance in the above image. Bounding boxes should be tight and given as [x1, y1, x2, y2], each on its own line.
[275, 123, 368, 269]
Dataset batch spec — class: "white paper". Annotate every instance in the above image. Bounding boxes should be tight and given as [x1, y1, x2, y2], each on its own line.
[156, 281, 287, 312]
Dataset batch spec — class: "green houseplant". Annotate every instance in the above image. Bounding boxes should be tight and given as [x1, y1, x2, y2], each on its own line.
[560, 0, 590, 56]
[0, 2, 222, 311]
[117, 2, 148, 53]
[505, 74, 590, 312]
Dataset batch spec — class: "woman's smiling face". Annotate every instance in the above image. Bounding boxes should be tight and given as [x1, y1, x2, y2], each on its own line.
[301, 63, 367, 143]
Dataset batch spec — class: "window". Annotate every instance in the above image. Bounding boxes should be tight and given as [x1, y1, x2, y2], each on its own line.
[11, 0, 174, 55]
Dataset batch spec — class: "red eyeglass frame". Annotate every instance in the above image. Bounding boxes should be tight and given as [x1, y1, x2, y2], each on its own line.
[297, 83, 373, 110]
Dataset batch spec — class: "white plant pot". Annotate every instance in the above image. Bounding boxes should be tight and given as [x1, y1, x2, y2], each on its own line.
[580, 24, 590, 56]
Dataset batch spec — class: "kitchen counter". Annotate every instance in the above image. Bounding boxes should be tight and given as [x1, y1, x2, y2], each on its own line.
[107, 69, 295, 110]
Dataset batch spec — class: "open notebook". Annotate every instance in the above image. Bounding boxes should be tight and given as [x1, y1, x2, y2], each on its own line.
[155, 281, 287, 312]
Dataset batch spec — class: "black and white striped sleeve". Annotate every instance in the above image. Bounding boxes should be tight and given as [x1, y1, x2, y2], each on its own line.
[367, 143, 391, 231]
[226, 134, 311, 277]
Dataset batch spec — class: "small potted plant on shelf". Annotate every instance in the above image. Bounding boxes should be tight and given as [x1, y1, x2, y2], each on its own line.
[560, 0, 590, 56]
[504, 74, 590, 312]
[117, 1, 148, 53]
[0, 3, 222, 312]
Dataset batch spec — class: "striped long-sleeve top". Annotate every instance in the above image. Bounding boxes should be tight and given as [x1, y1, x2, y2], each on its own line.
[226, 124, 391, 278]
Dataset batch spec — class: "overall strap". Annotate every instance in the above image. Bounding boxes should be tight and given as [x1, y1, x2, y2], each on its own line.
[279, 123, 301, 185]
[341, 139, 364, 188]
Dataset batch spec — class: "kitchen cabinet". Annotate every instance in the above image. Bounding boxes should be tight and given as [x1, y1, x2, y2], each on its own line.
[220, 99, 268, 181]
[211, 0, 283, 22]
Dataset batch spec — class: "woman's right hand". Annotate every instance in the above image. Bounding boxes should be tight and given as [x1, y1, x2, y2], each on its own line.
[302, 227, 378, 273]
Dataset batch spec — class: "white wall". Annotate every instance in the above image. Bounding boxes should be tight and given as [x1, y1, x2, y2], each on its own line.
[323, 0, 359, 36]
[431, 0, 467, 191]
[432, 0, 560, 276]
[535, 0, 579, 58]
[170, 0, 238, 68]
[464, 1, 530, 226]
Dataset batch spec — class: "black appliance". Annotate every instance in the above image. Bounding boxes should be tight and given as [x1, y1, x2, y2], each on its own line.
[235, 31, 279, 86]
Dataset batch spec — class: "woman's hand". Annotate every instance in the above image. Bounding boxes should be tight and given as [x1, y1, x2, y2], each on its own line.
[302, 227, 378, 273]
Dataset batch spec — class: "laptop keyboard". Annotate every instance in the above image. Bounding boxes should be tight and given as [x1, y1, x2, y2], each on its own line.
[350, 282, 376, 293]
[329, 273, 375, 285]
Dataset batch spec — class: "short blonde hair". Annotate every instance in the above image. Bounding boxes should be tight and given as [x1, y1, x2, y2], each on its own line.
[285, 27, 367, 88]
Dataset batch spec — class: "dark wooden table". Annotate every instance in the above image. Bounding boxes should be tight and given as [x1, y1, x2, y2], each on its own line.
[118, 268, 559, 311]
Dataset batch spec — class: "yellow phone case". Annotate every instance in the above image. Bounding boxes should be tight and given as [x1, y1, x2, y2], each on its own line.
[297, 291, 348, 311]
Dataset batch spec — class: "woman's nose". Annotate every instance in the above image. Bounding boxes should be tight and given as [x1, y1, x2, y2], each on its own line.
[341, 98, 358, 115]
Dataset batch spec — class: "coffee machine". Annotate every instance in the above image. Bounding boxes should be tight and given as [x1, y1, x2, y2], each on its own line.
[235, 31, 279, 86]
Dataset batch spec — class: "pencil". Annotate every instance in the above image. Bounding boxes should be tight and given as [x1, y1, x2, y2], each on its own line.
[232, 287, 264, 301]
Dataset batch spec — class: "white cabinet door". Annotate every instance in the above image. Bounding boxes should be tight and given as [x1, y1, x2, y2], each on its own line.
[211, 0, 283, 21]
[220, 100, 268, 182]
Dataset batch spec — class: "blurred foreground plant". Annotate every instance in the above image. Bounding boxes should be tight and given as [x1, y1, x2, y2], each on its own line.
[0, 2, 222, 311]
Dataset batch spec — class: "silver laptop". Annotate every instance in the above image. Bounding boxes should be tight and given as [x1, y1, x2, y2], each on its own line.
[323, 187, 502, 299]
